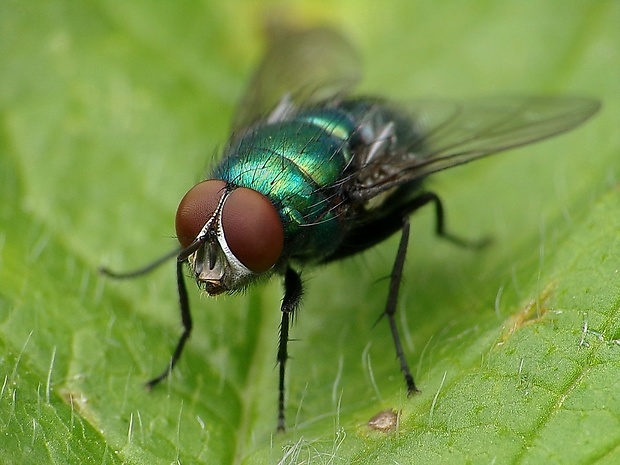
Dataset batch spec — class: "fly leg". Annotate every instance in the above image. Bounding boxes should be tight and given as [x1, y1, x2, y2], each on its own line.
[412, 192, 490, 249]
[99, 247, 181, 278]
[321, 190, 488, 264]
[277, 267, 303, 432]
[146, 259, 193, 388]
[384, 192, 487, 394]
[385, 216, 418, 395]
[100, 249, 193, 387]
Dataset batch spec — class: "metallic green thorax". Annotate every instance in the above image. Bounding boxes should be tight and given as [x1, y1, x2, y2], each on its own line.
[212, 107, 355, 262]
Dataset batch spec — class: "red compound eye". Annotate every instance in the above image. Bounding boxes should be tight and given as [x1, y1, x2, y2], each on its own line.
[222, 187, 284, 273]
[175, 180, 227, 248]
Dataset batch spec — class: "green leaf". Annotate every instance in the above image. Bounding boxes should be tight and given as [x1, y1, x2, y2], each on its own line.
[1, 1, 619, 464]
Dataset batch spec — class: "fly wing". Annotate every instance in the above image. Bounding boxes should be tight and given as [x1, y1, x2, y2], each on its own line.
[355, 96, 600, 199]
[231, 27, 361, 132]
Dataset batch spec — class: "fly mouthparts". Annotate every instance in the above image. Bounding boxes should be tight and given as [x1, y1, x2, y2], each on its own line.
[207, 241, 218, 270]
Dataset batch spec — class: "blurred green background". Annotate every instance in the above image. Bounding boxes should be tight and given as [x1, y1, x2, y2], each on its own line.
[1, 1, 619, 464]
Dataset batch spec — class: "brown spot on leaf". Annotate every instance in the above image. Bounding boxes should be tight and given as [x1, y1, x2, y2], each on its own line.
[497, 282, 554, 345]
[368, 409, 399, 432]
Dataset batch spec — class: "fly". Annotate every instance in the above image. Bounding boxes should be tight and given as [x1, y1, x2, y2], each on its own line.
[100, 27, 600, 431]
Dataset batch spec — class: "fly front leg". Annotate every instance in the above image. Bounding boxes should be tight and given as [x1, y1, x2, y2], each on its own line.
[384, 216, 418, 395]
[277, 267, 303, 431]
[146, 259, 193, 389]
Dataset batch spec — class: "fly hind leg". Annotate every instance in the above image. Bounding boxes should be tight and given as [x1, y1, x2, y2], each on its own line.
[409, 191, 491, 249]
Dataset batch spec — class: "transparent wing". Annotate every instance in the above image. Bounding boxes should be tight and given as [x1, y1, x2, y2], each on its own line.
[231, 27, 361, 132]
[357, 96, 600, 198]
